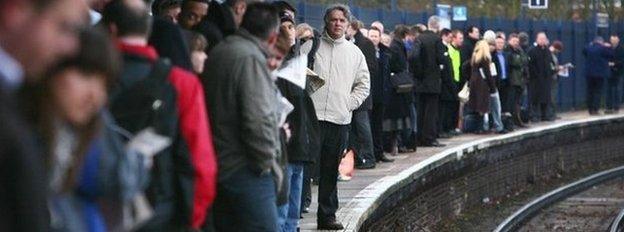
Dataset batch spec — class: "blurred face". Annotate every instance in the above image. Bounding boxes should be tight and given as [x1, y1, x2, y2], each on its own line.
[162, 6, 181, 24]
[451, 32, 463, 47]
[611, 36, 620, 47]
[267, 52, 285, 71]
[326, 10, 348, 39]
[381, 34, 392, 47]
[281, 21, 296, 46]
[51, 68, 107, 126]
[191, 50, 207, 74]
[368, 29, 381, 47]
[371, 22, 384, 34]
[509, 37, 520, 49]
[495, 38, 505, 51]
[179, 1, 208, 29]
[536, 33, 548, 46]
[469, 28, 480, 40]
[0, 0, 88, 79]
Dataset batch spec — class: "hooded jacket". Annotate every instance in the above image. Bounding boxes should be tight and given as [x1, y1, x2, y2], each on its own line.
[300, 32, 370, 125]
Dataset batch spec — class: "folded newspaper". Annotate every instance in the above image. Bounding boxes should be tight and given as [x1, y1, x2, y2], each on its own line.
[274, 54, 325, 93]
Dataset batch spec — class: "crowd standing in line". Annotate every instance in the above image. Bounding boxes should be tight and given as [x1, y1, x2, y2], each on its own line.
[1, 0, 624, 231]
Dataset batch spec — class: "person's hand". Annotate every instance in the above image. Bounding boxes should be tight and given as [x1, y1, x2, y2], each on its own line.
[282, 123, 292, 141]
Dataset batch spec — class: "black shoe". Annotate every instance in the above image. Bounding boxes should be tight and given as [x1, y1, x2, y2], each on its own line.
[438, 132, 451, 139]
[317, 220, 344, 230]
[421, 141, 446, 147]
[377, 154, 394, 163]
[355, 162, 376, 169]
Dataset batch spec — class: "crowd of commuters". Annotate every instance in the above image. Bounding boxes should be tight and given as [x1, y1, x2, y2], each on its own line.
[1, 0, 624, 231]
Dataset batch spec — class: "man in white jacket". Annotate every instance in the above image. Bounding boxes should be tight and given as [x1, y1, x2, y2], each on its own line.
[300, 4, 370, 230]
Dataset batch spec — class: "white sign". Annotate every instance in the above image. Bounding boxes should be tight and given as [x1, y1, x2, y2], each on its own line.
[436, 4, 452, 30]
[453, 6, 467, 21]
[597, 13, 609, 28]
[528, 0, 548, 9]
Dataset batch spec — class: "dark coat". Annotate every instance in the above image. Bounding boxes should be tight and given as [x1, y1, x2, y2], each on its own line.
[467, 60, 495, 114]
[440, 44, 457, 101]
[276, 79, 320, 164]
[612, 44, 624, 77]
[413, 30, 444, 94]
[353, 31, 378, 111]
[0, 83, 49, 232]
[583, 43, 615, 79]
[492, 50, 512, 87]
[385, 40, 412, 120]
[148, 18, 193, 72]
[194, 19, 224, 53]
[507, 46, 530, 87]
[461, 37, 479, 64]
[528, 45, 555, 104]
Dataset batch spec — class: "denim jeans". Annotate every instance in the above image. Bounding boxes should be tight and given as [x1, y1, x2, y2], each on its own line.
[484, 92, 504, 132]
[278, 163, 304, 232]
[213, 166, 278, 231]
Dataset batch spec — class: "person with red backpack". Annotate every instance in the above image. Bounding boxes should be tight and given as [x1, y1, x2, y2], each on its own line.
[102, 0, 217, 230]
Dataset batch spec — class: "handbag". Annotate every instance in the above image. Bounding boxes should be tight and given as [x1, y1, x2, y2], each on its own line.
[458, 82, 470, 104]
[390, 71, 414, 93]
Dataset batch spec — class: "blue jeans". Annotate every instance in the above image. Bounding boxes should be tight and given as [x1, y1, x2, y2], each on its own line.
[278, 163, 304, 232]
[484, 92, 504, 132]
[213, 166, 278, 231]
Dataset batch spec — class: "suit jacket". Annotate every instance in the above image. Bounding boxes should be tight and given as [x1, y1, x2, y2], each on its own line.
[492, 50, 512, 87]
[0, 82, 49, 232]
[353, 31, 377, 111]
[413, 30, 444, 94]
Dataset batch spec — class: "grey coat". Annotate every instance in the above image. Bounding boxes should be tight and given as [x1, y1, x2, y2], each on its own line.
[203, 29, 282, 181]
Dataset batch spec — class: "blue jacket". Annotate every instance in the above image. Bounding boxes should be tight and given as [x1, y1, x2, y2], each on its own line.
[583, 43, 614, 78]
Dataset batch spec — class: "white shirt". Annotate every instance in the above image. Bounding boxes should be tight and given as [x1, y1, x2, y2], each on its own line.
[0, 45, 24, 89]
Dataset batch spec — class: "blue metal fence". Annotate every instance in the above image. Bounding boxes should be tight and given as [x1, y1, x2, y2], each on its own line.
[295, 2, 624, 111]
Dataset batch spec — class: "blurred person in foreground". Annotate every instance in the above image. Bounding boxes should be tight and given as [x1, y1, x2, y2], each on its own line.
[103, 0, 217, 230]
[0, 0, 88, 230]
[24, 28, 148, 232]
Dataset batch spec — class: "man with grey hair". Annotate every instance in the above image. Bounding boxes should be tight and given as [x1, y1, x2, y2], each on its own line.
[412, 15, 447, 147]
[300, 3, 370, 230]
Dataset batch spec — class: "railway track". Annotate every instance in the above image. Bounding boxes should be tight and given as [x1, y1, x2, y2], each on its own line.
[494, 166, 624, 232]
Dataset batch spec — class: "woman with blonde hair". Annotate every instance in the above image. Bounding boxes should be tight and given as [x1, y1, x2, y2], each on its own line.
[467, 40, 505, 133]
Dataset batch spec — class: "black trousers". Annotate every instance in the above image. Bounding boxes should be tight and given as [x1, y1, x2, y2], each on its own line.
[438, 100, 456, 134]
[370, 103, 385, 160]
[317, 121, 349, 223]
[587, 77, 605, 113]
[416, 93, 440, 144]
[349, 110, 375, 165]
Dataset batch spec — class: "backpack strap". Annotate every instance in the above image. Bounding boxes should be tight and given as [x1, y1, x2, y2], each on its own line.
[148, 58, 173, 82]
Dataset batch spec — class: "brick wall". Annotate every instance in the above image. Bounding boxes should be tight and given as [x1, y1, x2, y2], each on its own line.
[361, 118, 624, 231]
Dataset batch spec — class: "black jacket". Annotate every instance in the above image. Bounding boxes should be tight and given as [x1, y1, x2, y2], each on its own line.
[613, 44, 624, 77]
[194, 19, 224, 53]
[353, 31, 378, 111]
[276, 79, 320, 164]
[413, 30, 444, 94]
[461, 37, 479, 64]
[491, 50, 512, 87]
[386, 40, 413, 120]
[440, 44, 457, 101]
[0, 83, 49, 232]
[528, 45, 555, 104]
[148, 18, 193, 72]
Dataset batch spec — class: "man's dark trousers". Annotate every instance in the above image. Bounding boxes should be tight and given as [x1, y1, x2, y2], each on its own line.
[587, 77, 605, 113]
[317, 121, 349, 223]
[416, 93, 440, 144]
[370, 103, 385, 161]
[350, 110, 375, 166]
[607, 75, 621, 110]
